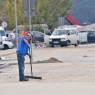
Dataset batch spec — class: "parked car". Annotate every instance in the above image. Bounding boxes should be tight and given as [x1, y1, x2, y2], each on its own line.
[2, 41, 14, 50]
[30, 31, 44, 42]
[79, 30, 95, 43]
[30, 31, 51, 46]
[49, 28, 79, 47]
[0, 26, 7, 41]
[0, 27, 14, 50]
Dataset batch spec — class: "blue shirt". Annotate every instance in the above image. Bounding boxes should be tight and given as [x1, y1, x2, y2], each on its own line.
[16, 36, 29, 56]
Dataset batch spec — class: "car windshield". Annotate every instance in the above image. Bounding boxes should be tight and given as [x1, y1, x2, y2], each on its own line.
[0, 30, 5, 36]
[52, 30, 68, 35]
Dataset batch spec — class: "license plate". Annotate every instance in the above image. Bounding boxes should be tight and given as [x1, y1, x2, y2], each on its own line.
[54, 41, 59, 43]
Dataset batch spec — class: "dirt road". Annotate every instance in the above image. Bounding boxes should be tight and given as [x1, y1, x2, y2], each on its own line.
[0, 46, 95, 94]
[0, 46, 95, 82]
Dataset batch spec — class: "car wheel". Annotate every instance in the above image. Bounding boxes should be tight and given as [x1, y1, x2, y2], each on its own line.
[3, 44, 9, 50]
[74, 41, 78, 46]
[66, 40, 70, 46]
[60, 45, 63, 47]
[51, 44, 54, 47]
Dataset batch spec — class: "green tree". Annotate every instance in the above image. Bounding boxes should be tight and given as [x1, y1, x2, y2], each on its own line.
[34, 0, 73, 29]
[35, 0, 53, 29]
[49, 0, 73, 28]
[2, 0, 27, 30]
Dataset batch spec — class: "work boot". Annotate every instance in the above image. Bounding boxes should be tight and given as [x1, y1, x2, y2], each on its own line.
[19, 78, 29, 81]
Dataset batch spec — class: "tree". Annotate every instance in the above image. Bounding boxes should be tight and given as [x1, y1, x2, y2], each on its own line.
[1, 0, 73, 30]
[49, 0, 73, 28]
[2, 0, 27, 30]
[34, 0, 53, 29]
[34, 0, 73, 29]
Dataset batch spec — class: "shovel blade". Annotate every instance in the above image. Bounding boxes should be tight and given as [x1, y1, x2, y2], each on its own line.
[25, 76, 42, 80]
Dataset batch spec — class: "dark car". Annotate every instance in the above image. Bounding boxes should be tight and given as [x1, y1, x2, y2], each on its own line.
[30, 31, 44, 42]
[79, 30, 95, 43]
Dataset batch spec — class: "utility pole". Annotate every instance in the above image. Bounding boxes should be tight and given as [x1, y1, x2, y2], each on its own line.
[14, 0, 18, 47]
[23, 0, 42, 79]
[23, 0, 36, 64]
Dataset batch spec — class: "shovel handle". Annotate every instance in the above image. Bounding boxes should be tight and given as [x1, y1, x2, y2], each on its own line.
[29, 48, 33, 76]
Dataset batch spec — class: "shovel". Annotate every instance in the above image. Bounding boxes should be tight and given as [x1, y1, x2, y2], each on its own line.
[25, 47, 42, 79]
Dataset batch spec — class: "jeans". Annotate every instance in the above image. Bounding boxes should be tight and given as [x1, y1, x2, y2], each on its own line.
[17, 53, 25, 79]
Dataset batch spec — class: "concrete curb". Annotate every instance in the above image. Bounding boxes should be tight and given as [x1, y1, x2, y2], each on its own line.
[0, 63, 11, 69]
[0, 52, 15, 57]
[0, 58, 17, 61]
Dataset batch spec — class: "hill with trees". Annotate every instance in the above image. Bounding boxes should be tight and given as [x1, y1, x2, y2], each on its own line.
[72, 0, 95, 25]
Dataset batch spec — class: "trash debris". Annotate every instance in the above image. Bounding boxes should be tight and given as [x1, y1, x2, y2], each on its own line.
[83, 55, 92, 57]
[0, 56, 5, 60]
[32, 41, 46, 49]
[84, 55, 88, 57]
[36, 57, 63, 63]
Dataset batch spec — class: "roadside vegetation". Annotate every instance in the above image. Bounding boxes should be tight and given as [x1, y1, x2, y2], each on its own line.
[0, 0, 73, 31]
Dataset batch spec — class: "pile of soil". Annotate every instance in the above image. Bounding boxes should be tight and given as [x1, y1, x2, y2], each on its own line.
[37, 57, 63, 63]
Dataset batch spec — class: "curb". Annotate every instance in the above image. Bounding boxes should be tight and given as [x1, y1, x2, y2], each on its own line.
[0, 63, 11, 69]
[0, 52, 15, 57]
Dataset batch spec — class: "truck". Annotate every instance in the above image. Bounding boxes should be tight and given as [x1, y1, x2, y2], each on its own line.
[0, 26, 14, 50]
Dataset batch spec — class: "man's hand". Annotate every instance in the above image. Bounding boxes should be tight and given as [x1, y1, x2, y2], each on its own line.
[28, 54, 32, 59]
[28, 45, 31, 48]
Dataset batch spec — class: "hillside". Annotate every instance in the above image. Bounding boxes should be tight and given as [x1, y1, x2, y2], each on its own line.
[72, 0, 95, 25]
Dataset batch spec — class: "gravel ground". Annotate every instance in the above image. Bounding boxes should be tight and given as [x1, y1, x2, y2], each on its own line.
[1, 46, 95, 95]
[0, 46, 95, 82]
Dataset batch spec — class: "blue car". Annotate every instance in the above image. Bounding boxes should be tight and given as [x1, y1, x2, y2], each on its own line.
[30, 31, 44, 42]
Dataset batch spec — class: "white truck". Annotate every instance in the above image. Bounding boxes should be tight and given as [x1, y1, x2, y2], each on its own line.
[0, 26, 14, 50]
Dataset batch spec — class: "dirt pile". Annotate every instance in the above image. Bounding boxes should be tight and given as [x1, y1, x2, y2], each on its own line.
[37, 57, 63, 63]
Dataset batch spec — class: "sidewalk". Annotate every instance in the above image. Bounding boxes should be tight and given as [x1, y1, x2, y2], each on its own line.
[0, 47, 95, 95]
[0, 82, 95, 95]
[0, 48, 16, 56]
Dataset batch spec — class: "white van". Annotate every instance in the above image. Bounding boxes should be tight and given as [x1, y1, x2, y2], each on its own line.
[0, 26, 14, 50]
[49, 28, 79, 47]
[0, 33, 4, 49]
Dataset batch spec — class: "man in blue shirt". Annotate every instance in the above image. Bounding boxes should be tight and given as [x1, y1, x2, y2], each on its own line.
[16, 33, 32, 81]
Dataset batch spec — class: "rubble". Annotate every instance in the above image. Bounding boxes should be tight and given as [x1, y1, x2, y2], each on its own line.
[0, 56, 5, 60]
[32, 42, 46, 49]
[83, 55, 92, 57]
